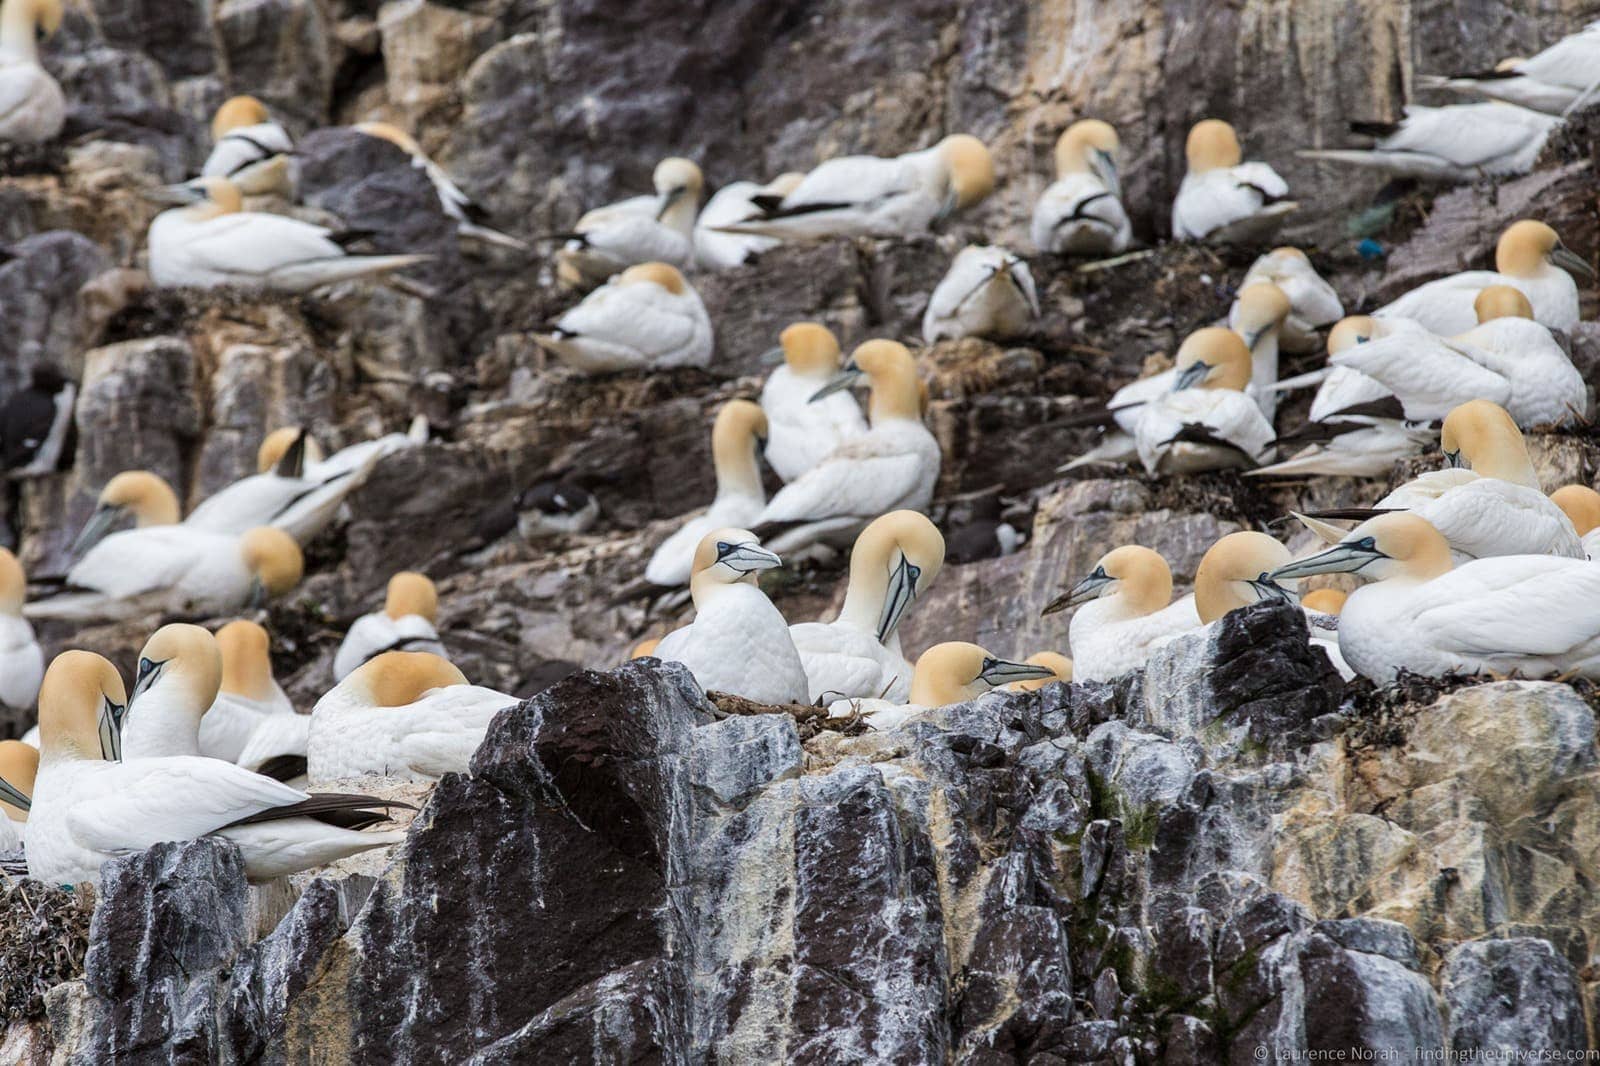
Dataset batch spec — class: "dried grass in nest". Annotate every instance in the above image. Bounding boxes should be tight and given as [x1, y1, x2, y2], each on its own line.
[708, 691, 869, 741]
[0, 877, 95, 1021]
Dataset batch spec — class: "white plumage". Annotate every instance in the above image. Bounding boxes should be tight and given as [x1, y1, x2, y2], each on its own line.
[1073, 593, 1201, 684]
[1299, 104, 1560, 180]
[0, 0, 65, 145]
[1451, 315, 1587, 427]
[537, 262, 712, 374]
[1420, 25, 1600, 115]
[694, 175, 799, 269]
[557, 157, 701, 287]
[758, 325, 868, 484]
[1231, 248, 1344, 353]
[308, 671, 515, 784]
[1327, 316, 1512, 422]
[921, 245, 1039, 345]
[1032, 173, 1130, 256]
[0, 614, 41, 715]
[646, 399, 769, 588]
[1135, 389, 1275, 476]
[333, 612, 444, 682]
[1172, 163, 1294, 244]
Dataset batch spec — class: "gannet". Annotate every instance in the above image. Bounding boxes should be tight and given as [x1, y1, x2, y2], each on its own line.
[535, 262, 713, 374]
[256, 427, 325, 473]
[25, 525, 304, 621]
[1031, 120, 1131, 256]
[715, 134, 995, 240]
[308, 651, 516, 784]
[333, 571, 446, 681]
[921, 245, 1040, 345]
[1194, 531, 1353, 679]
[1041, 545, 1202, 683]
[830, 642, 1054, 731]
[121, 624, 223, 760]
[653, 530, 808, 704]
[1325, 314, 1512, 422]
[1300, 588, 1347, 614]
[1270, 514, 1600, 682]
[1374, 220, 1593, 335]
[354, 121, 527, 250]
[201, 96, 295, 197]
[754, 340, 940, 556]
[1133, 327, 1276, 476]
[645, 400, 769, 587]
[288, 418, 428, 484]
[517, 479, 599, 541]
[789, 510, 945, 703]
[1171, 120, 1296, 244]
[1006, 652, 1073, 692]
[1452, 286, 1587, 427]
[197, 620, 297, 764]
[555, 157, 702, 289]
[1298, 103, 1560, 180]
[184, 430, 382, 544]
[758, 322, 868, 483]
[694, 173, 803, 269]
[1552, 485, 1600, 560]
[1231, 248, 1344, 353]
[0, 0, 65, 144]
[0, 739, 36, 849]
[146, 177, 429, 292]
[71, 470, 181, 553]
[630, 638, 661, 659]
[0, 548, 42, 720]
[1419, 25, 1600, 115]
[26, 650, 406, 885]
[1, 365, 75, 478]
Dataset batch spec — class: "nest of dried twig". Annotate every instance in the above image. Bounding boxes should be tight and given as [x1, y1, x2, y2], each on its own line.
[0, 877, 95, 1021]
[708, 691, 869, 740]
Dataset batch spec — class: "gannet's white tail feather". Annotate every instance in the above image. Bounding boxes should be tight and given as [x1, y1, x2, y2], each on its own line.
[457, 221, 530, 251]
[1263, 367, 1335, 393]
[1058, 433, 1138, 472]
[1297, 149, 1398, 168]
[271, 253, 432, 291]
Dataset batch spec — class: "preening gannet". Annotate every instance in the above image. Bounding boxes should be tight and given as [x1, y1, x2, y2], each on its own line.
[201, 96, 295, 197]
[146, 177, 429, 292]
[0, 548, 42, 719]
[333, 571, 446, 682]
[789, 510, 945, 703]
[287, 418, 429, 484]
[1374, 220, 1593, 335]
[198, 620, 296, 764]
[715, 134, 995, 240]
[0, 0, 65, 144]
[536, 262, 712, 374]
[28, 650, 405, 885]
[354, 121, 527, 250]
[308, 651, 515, 784]
[1031, 120, 1130, 256]
[1006, 652, 1073, 692]
[1, 365, 75, 478]
[694, 173, 803, 269]
[754, 340, 940, 556]
[1270, 513, 1600, 682]
[0, 740, 36, 848]
[1452, 286, 1587, 427]
[1171, 120, 1296, 244]
[1194, 531, 1353, 679]
[832, 642, 1054, 731]
[556, 157, 702, 289]
[758, 323, 868, 483]
[121, 624, 222, 760]
[653, 530, 808, 704]
[646, 400, 769, 587]
[1232, 248, 1344, 353]
[1133, 327, 1276, 476]
[1419, 25, 1600, 115]
[1298, 103, 1559, 180]
[921, 245, 1040, 345]
[1041, 545, 1202, 683]
[1324, 314, 1513, 422]
[72, 470, 181, 553]
[256, 427, 326, 473]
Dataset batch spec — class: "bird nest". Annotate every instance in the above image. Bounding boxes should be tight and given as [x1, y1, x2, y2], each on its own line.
[708, 691, 869, 740]
[0, 877, 95, 1022]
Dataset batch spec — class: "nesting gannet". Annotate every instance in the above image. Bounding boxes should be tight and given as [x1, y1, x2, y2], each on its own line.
[754, 340, 939, 556]
[0, 0, 65, 144]
[256, 427, 325, 474]
[555, 157, 702, 289]
[518, 480, 599, 541]
[1374, 220, 1593, 335]
[1194, 531, 1353, 679]
[1006, 652, 1073, 692]
[715, 135, 995, 240]
[653, 530, 808, 704]
[1133, 327, 1276, 476]
[1231, 248, 1344, 353]
[146, 177, 429, 292]
[0, 548, 42, 720]
[121, 624, 223, 760]
[72, 470, 181, 554]
[26, 526, 303, 621]
[333, 571, 446, 682]
[183, 430, 381, 544]
[1452, 286, 1587, 427]
[1298, 104, 1560, 180]
[308, 651, 515, 784]
[832, 642, 1055, 731]
[354, 121, 527, 250]
[201, 96, 295, 197]
[291, 418, 428, 485]
[1, 365, 75, 478]
[1031, 120, 1130, 256]
[921, 245, 1040, 345]
[1171, 120, 1296, 244]
[1270, 514, 1600, 682]
[536, 262, 713, 374]
[645, 400, 769, 587]
[789, 510, 945, 703]
[758, 323, 868, 483]
[26, 651, 405, 885]
[694, 173, 804, 269]
[1419, 25, 1600, 115]
[0, 739, 36, 848]
[1324, 314, 1512, 422]
[1041, 545, 1202, 683]
[197, 620, 297, 764]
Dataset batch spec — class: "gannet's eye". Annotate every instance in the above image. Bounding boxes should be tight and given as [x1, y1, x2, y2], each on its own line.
[1355, 537, 1377, 551]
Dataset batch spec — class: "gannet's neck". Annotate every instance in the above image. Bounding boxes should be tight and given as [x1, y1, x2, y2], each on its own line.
[0, 2, 40, 64]
[123, 690, 203, 759]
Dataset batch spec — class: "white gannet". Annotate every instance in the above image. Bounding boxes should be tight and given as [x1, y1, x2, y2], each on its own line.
[256, 426, 326, 474]
[184, 429, 382, 544]
[146, 177, 429, 292]
[1298, 103, 1560, 180]
[1005, 652, 1073, 692]
[1031, 119, 1130, 256]
[201, 96, 295, 197]
[1552, 485, 1600, 560]
[1194, 531, 1353, 679]
[753, 340, 940, 556]
[1231, 247, 1344, 353]
[25, 525, 303, 621]
[714, 134, 995, 240]
[789, 510, 945, 703]
[1041, 545, 1202, 683]
[198, 620, 296, 764]
[555, 157, 702, 289]
[26, 651, 405, 885]
[121, 624, 223, 760]
[333, 571, 446, 682]
[1374, 220, 1593, 335]
[1452, 286, 1587, 427]
[354, 121, 527, 250]
[1324, 314, 1512, 422]
[535, 262, 713, 374]
[831, 642, 1055, 731]
[0, 0, 65, 144]
[645, 400, 770, 588]
[308, 651, 516, 784]
[290, 418, 428, 485]
[71, 469, 181, 554]
[653, 529, 808, 704]
[921, 245, 1040, 345]
[1133, 327, 1276, 476]
[758, 322, 868, 483]
[1419, 26, 1600, 115]
[694, 173, 803, 269]
[1171, 120, 1296, 244]
[0, 547, 43, 720]
[1270, 513, 1600, 682]
[1, 364, 75, 478]
[0, 739, 36, 849]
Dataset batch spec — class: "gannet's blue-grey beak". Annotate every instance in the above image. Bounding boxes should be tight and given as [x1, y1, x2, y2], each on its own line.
[1270, 537, 1385, 581]
[876, 555, 923, 643]
[1042, 566, 1112, 616]
[142, 182, 207, 207]
[99, 694, 125, 762]
[978, 656, 1056, 688]
[73, 504, 124, 556]
[715, 540, 782, 574]
[810, 362, 864, 402]
[0, 774, 29, 813]
[1551, 244, 1595, 281]
[1173, 360, 1212, 391]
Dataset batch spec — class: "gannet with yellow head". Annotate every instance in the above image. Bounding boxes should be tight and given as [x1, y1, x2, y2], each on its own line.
[1194, 531, 1353, 678]
[1298, 102, 1558, 181]
[333, 571, 447, 682]
[646, 400, 771, 587]
[1227, 280, 1293, 417]
[757, 322, 868, 483]
[1231, 248, 1344, 353]
[192, 619, 299, 765]
[1171, 119, 1296, 244]
[1447, 286, 1587, 428]
[556, 157, 702, 289]
[830, 641, 1054, 731]
[120, 624, 224, 760]
[1419, 29, 1600, 115]
[355, 121, 527, 250]
[0, 739, 37, 850]
[73, 470, 181, 553]
[0, 0, 65, 143]
[256, 427, 327, 474]
[1323, 313, 1513, 423]
[695, 172, 805, 269]
[1133, 327, 1276, 475]
[1552, 485, 1600, 560]
[1041, 544, 1202, 683]
[0, 547, 43, 719]
[1031, 119, 1130, 255]
[921, 244, 1040, 345]
[536, 261, 713, 374]
[201, 95, 295, 196]
[1006, 652, 1073, 692]
[629, 638, 662, 660]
